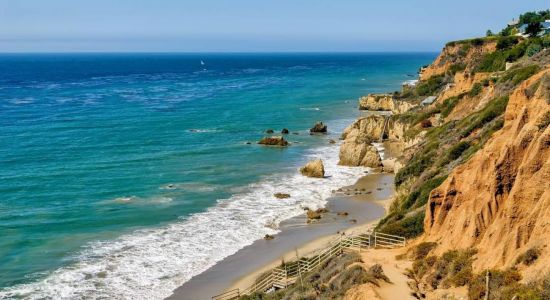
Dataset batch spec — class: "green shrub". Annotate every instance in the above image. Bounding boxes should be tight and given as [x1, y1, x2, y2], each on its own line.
[496, 36, 520, 50]
[468, 269, 522, 300]
[413, 242, 438, 260]
[416, 75, 445, 96]
[449, 63, 466, 75]
[475, 42, 528, 72]
[516, 247, 541, 266]
[447, 141, 471, 162]
[461, 96, 509, 138]
[439, 96, 461, 118]
[469, 82, 483, 97]
[526, 43, 542, 57]
[413, 248, 476, 290]
[402, 175, 447, 210]
[500, 65, 540, 85]
[395, 153, 434, 186]
[379, 211, 425, 238]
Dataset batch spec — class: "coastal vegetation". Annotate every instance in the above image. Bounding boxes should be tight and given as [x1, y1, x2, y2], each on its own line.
[376, 15, 550, 239]
[227, 10, 550, 300]
[239, 253, 390, 300]
[406, 243, 550, 299]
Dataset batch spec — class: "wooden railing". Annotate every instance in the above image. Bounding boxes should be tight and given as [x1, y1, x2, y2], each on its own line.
[212, 231, 406, 299]
[212, 288, 240, 300]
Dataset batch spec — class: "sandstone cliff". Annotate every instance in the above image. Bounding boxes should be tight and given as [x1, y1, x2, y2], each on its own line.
[423, 69, 550, 280]
[339, 116, 382, 168]
[420, 39, 497, 80]
[359, 94, 416, 114]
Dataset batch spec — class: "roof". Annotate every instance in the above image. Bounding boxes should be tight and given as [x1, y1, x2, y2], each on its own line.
[421, 96, 437, 105]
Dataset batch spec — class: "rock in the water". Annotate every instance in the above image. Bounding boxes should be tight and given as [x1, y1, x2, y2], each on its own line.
[258, 136, 289, 146]
[316, 208, 329, 213]
[328, 139, 336, 144]
[299, 159, 325, 178]
[265, 129, 274, 134]
[281, 128, 289, 134]
[337, 212, 349, 216]
[309, 121, 327, 134]
[264, 234, 275, 240]
[307, 210, 321, 220]
[274, 193, 291, 199]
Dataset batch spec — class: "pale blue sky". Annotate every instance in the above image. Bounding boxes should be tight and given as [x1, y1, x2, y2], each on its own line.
[0, 0, 548, 52]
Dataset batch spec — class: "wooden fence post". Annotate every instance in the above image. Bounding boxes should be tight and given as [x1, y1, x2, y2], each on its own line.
[485, 270, 490, 300]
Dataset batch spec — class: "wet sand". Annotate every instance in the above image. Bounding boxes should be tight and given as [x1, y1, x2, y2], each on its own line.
[167, 173, 394, 300]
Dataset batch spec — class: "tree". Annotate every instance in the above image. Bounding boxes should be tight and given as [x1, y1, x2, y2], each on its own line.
[525, 22, 543, 37]
[486, 30, 493, 37]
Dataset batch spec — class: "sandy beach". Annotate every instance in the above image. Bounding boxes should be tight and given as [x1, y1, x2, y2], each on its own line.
[167, 172, 394, 300]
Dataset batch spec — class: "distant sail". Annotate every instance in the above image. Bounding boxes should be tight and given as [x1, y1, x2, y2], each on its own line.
[200, 60, 205, 65]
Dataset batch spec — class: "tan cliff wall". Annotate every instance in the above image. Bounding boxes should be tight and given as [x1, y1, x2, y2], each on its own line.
[437, 71, 492, 101]
[359, 94, 416, 114]
[423, 69, 550, 281]
[420, 41, 497, 81]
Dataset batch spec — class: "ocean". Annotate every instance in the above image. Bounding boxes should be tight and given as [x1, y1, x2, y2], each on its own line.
[0, 53, 435, 299]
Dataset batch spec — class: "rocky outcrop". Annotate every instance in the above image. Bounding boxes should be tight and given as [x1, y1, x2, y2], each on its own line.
[339, 141, 382, 168]
[309, 121, 327, 134]
[258, 136, 289, 146]
[339, 118, 382, 167]
[341, 115, 386, 142]
[281, 128, 289, 134]
[359, 94, 416, 114]
[423, 69, 550, 280]
[300, 159, 325, 178]
[341, 115, 410, 143]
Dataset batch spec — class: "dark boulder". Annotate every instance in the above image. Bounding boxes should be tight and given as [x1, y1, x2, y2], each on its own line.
[309, 121, 327, 134]
[258, 136, 289, 146]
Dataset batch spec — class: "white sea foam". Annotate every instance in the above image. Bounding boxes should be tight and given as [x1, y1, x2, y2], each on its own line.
[0, 137, 367, 300]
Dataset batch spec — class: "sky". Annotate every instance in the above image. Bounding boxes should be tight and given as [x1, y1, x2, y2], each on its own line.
[0, 0, 548, 52]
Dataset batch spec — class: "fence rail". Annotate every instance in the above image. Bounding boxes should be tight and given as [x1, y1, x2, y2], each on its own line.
[212, 230, 405, 300]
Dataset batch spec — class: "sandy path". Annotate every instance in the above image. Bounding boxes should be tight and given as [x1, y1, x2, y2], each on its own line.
[357, 248, 416, 300]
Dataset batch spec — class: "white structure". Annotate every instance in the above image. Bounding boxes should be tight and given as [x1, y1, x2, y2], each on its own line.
[508, 18, 519, 26]
[402, 79, 419, 88]
[421, 96, 437, 106]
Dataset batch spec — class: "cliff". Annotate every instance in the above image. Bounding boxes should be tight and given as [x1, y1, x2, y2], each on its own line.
[359, 94, 416, 114]
[424, 69, 550, 280]
[339, 116, 383, 168]
[419, 39, 498, 80]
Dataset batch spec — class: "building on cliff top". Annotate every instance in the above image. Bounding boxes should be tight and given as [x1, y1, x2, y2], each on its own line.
[421, 96, 437, 106]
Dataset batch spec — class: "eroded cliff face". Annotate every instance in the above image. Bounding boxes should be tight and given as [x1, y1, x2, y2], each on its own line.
[423, 70, 550, 281]
[359, 94, 416, 114]
[420, 41, 497, 80]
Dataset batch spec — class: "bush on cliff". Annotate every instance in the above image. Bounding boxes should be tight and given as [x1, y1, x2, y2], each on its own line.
[416, 75, 445, 96]
[378, 210, 425, 238]
[460, 95, 509, 138]
[500, 65, 541, 85]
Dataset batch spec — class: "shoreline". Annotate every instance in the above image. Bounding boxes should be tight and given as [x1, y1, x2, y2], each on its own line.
[167, 170, 395, 300]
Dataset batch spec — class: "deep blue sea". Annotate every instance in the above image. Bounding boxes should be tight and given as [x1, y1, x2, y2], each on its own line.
[0, 53, 435, 299]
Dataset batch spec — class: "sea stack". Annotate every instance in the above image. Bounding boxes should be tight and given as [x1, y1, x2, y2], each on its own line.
[299, 159, 325, 178]
[309, 121, 327, 134]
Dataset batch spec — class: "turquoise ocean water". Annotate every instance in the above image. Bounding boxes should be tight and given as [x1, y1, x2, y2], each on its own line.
[0, 53, 434, 299]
